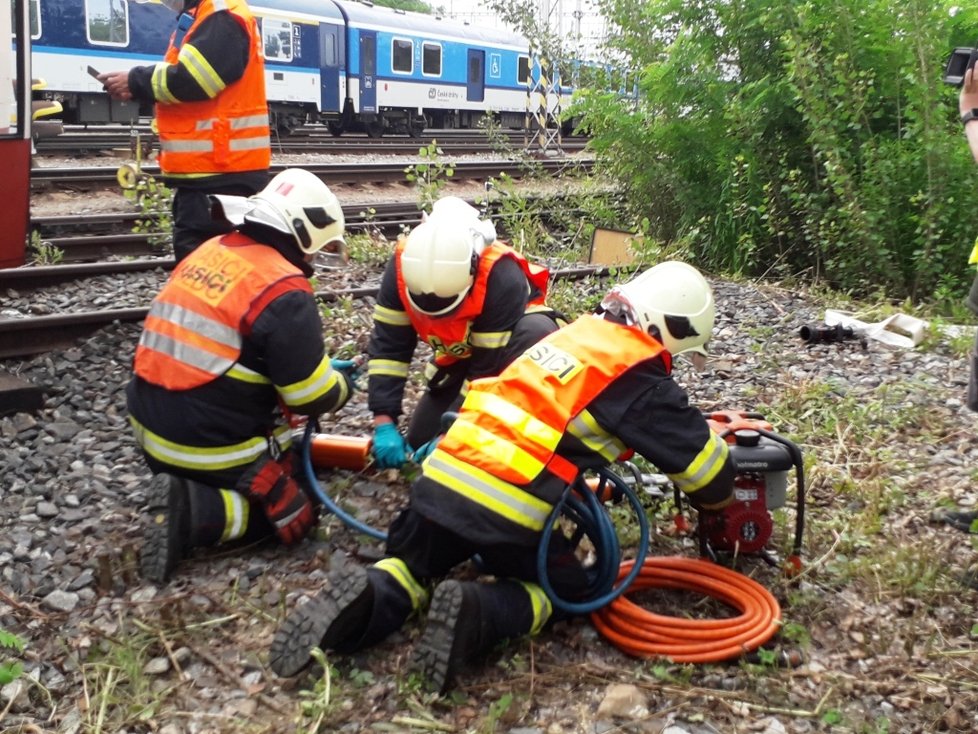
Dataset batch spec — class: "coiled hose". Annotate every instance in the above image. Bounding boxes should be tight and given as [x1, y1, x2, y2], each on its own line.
[590, 556, 782, 662]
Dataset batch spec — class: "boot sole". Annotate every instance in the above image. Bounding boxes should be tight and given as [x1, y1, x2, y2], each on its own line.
[269, 566, 370, 678]
[139, 474, 183, 584]
[411, 580, 464, 694]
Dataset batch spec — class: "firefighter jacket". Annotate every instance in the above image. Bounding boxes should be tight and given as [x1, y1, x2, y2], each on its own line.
[409, 314, 735, 547]
[127, 232, 352, 479]
[367, 240, 553, 420]
[144, 0, 270, 177]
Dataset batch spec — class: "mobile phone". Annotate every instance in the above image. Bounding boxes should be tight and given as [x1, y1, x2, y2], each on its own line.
[87, 65, 101, 80]
[943, 47, 978, 86]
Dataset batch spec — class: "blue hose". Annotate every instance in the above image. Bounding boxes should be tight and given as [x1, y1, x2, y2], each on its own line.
[300, 425, 649, 609]
[536, 467, 650, 615]
[300, 421, 387, 542]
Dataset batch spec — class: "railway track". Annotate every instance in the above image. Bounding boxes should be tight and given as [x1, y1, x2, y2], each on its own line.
[0, 266, 609, 359]
[30, 157, 592, 189]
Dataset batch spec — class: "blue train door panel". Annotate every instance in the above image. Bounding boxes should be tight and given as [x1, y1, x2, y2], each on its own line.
[467, 49, 485, 102]
[319, 23, 341, 113]
[359, 30, 377, 113]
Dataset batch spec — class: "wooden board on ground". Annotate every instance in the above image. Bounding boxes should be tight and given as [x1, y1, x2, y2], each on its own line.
[589, 228, 642, 266]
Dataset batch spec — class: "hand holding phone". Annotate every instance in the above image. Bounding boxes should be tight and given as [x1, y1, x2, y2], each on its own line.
[87, 65, 101, 80]
[943, 47, 978, 86]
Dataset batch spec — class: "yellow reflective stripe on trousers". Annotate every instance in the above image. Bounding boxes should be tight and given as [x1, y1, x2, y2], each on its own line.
[368, 358, 409, 379]
[464, 390, 563, 453]
[448, 418, 545, 480]
[567, 409, 626, 462]
[970, 235, 978, 266]
[129, 417, 292, 472]
[219, 489, 249, 542]
[424, 450, 552, 531]
[373, 557, 429, 611]
[516, 580, 553, 634]
[670, 433, 730, 494]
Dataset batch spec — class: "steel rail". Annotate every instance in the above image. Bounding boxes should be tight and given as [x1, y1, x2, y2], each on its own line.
[0, 266, 610, 359]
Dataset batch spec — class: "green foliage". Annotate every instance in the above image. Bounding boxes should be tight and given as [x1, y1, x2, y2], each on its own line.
[27, 230, 63, 265]
[123, 172, 173, 250]
[0, 628, 25, 686]
[404, 141, 455, 213]
[573, 0, 978, 309]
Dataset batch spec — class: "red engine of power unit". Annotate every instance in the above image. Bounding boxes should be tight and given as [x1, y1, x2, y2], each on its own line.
[695, 411, 802, 560]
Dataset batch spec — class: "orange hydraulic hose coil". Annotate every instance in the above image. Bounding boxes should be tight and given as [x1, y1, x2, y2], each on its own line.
[590, 556, 781, 663]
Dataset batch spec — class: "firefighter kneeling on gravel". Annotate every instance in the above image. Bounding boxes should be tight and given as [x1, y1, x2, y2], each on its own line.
[366, 195, 563, 469]
[270, 261, 736, 693]
[127, 168, 357, 584]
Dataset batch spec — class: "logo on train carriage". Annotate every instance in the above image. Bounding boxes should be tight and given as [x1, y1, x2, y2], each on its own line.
[428, 87, 437, 99]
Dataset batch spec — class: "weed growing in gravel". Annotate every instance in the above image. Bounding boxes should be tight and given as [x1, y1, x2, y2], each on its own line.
[123, 172, 173, 251]
[404, 141, 454, 213]
[0, 628, 25, 685]
[27, 230, 63, 265]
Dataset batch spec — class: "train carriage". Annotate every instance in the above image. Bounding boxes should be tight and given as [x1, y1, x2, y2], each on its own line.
[29, 0, 549, 137]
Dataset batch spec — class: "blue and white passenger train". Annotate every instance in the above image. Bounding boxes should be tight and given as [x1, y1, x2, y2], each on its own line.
[29, 0, 558, 136]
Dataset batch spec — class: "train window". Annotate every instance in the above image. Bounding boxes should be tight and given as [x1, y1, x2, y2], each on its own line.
[518, 55, 530, 85]
[29, 0, 39, 39]
[422, 42, 441, 77]
[322, 32, 337, 67]
[391, 38, 412, 74]
[262, 18, 293, 62]
[86, 0, 128, 47]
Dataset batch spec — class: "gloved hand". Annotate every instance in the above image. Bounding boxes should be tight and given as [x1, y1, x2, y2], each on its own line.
[411, 435, 441, 464]
[237, 454, 317, 545]
[372, 422, 409, 469]
[331, 358, 362, 380]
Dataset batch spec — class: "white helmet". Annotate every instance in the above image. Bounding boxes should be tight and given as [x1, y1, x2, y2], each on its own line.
[600, 261, 715, 356]
[211, 168, 345, 255]
[400, 199, 497, 316]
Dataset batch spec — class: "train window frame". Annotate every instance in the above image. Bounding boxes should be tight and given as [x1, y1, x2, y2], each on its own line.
[517, 55, 530, 85]
[85, 0, 129, 48]
[261, 16, 293, 63]
[421, 41, 441, 77]
[29, 0, 40, 40]
[391, 37, 413, 75]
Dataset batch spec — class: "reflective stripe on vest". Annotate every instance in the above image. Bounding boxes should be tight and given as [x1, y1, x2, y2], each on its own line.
[393, 240, 551, 366]
[423, 449, 554, 531]
[134, 233, 311, 391]
[437, 315, 669, 490]
[155, 0, 270, 175]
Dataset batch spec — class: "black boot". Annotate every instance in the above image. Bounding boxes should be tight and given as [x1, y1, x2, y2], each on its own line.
[269, 565, 374, 677]
[412, 579, 536, 693]
[140, 473, 192, 584]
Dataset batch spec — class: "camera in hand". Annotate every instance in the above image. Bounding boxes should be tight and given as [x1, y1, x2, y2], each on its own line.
[944, 47, 978, 86]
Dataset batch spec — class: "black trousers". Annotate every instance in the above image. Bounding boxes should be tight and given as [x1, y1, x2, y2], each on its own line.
[170, 176, 268, 262]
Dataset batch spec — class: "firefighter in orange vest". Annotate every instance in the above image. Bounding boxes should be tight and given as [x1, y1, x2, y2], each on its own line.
[99, 0, 271, 263]
[367, 196, 562, 469]
[270, 261, 736, 691]
[127, 168, 356, 583]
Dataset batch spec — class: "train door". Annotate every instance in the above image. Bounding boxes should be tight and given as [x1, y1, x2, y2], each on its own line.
[0, 0, 31, 268]
[358, 30, 377, 114]
[318, 23, 341, 113]
[466, 48, 485, 103]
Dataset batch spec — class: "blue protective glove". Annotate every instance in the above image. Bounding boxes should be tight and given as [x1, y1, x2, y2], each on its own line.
[411, 435, 441, 465]
[330, 358, 361, 378]
[372, 422, 409, 469]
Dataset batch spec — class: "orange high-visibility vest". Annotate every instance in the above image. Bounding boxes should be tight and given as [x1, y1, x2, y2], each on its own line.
[134, 233, 311, 390]
[434, 315, 670, 487]
[155, 0, 270, 175]
[393, 240, 551, 366]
